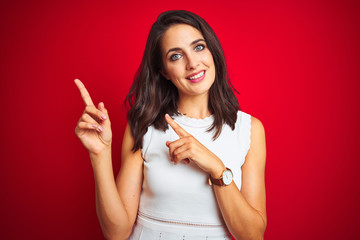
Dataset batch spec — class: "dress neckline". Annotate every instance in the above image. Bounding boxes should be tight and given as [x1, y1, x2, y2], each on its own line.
[172, 113, 214, 128]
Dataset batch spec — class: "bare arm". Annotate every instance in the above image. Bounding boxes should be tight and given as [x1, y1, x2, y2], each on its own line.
[93, 124, 143, 239]
[115, 124, 144, 238]
[74, 79, 143, 239]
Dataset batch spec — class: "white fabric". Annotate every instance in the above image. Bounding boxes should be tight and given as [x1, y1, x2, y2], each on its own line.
[129, 214, 232, 240]
[128, 111, 251, 239]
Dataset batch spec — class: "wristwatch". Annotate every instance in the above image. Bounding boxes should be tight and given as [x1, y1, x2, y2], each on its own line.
[208, 168, 233, 186]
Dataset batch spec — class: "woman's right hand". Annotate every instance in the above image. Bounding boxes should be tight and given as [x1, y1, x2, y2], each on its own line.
[74, 79, 112, 155]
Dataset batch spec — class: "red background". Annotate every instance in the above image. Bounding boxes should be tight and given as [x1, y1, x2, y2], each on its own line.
[1, 0, 359, 239]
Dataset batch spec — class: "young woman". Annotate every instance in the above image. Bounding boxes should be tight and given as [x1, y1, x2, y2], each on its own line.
[75, 10, 266, 240]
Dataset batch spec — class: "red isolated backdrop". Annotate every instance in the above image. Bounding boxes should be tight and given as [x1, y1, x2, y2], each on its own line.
[1, 0, 359, 239]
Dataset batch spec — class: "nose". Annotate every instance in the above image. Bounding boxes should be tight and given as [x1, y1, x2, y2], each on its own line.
[185, 53, 200, 70]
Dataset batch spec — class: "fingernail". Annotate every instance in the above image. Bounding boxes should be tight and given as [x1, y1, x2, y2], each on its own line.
[97, 126, 103, 132]
[101, 114, 107, 120]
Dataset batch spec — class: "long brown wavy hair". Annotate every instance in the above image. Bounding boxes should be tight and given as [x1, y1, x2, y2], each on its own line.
[126, 10, 240, 151]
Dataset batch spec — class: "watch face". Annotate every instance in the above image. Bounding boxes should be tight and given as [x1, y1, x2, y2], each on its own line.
[223, 170, 233, 185]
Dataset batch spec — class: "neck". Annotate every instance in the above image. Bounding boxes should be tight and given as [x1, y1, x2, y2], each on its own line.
[177, 93, 211, 119]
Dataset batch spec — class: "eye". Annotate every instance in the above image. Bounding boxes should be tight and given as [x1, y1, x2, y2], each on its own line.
[170, 53, 181, 61]
[195, 44, 205, 51]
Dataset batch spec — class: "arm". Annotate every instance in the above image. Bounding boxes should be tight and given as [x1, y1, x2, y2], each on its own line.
[165, 114, 266, 240]
[93, 124, 143, 240]
[115, 124, 144, 238]
[74, 80, 143, 239]
[213, 117, 267, 240]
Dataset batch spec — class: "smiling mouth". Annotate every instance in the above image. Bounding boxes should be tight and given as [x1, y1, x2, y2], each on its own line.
[186, 70, 205, 80]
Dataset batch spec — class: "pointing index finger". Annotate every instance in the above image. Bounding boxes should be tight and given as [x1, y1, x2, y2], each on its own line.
[74, 79, 95, 106]
[165, 114, 189, 138]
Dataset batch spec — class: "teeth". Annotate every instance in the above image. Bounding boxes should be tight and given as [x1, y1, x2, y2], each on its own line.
[189, 71, 204, 80]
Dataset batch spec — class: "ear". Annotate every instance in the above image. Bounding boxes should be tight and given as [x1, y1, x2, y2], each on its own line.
[160, 70, 170, 80]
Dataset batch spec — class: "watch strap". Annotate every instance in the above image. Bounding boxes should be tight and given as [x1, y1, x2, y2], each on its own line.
[209, 168, 232, 186]
[209, 175, 224, 186]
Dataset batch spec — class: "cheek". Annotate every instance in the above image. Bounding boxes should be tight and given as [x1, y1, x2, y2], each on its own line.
[167, 66, 183, 79]
[202, 51, 215, 67]
[203, 55, 215, 72]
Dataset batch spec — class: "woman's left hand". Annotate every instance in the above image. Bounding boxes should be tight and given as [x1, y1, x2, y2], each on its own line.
[165, 114, 225, 178]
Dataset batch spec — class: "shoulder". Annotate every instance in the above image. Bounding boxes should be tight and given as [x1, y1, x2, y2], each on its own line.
[248, 115, 266, 163]
[235, 112, 266, 161]
[236, 111, 264, 135]
[241, 115, 266, 183]
[122, 123, 136, 155]
[250, 116, 265, 137]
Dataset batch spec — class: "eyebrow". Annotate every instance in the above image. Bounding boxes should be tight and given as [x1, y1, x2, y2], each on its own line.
[166, 38, 205, 57]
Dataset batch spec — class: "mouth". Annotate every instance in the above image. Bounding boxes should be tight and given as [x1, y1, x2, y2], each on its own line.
[186, 70, 206, 83]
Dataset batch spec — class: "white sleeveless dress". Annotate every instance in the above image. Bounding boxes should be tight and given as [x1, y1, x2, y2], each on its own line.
[128, 111, 251, 240]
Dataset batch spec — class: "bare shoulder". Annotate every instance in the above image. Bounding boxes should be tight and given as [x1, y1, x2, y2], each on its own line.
[250, 116, 265, 138]
[121, 124, 136, 157]
[119, 123, 144, 176]
[243, 116, 266, 168]
[250, 116, 266, 157]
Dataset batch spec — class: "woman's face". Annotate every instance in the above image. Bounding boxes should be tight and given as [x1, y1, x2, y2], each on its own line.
[161, 24, 215, 99]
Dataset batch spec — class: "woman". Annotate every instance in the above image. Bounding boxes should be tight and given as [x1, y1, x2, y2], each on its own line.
[75, 10, 266, 240]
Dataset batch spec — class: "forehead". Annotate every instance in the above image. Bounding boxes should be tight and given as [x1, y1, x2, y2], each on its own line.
[161, 24, 204, 51]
